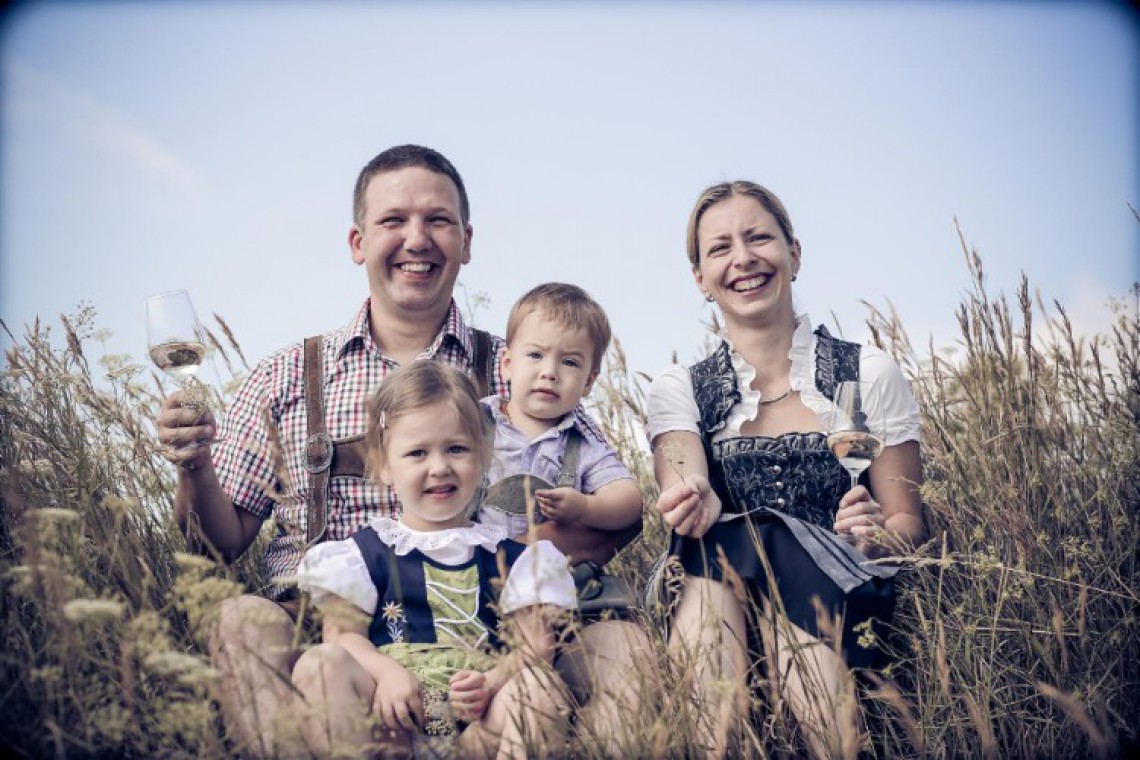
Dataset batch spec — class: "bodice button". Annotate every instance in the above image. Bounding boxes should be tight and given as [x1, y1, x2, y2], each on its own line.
[771, 465, 782, 475]
[775, 481, 784, 489]
[776, 497, 786, 506]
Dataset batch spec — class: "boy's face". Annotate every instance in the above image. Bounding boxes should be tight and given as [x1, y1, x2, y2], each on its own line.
[502, 310, 596, 427]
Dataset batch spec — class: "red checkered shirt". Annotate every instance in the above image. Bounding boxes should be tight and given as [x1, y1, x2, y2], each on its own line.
[213, 299, 509, 590]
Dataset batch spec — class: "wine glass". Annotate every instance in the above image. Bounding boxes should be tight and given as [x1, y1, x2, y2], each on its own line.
[826, 381, 884, 493]
[147, 289, 218, 444]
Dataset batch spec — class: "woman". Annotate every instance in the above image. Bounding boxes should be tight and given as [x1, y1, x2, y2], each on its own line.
[647, 181, 925, 758]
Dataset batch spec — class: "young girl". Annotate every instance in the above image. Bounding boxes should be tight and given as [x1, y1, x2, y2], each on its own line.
[293, 360, 577, 759]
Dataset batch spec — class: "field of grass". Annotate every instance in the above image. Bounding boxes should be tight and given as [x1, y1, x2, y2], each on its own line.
[2, 244, 1137, 758]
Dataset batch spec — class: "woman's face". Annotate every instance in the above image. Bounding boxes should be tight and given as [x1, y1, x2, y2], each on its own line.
[693, 193, 800, 328]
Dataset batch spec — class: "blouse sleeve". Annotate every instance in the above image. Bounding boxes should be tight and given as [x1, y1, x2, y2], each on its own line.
[645, 364, 701, 445]
[499, 540, 578, 614]
[861, 346, 922, 446]
[297, 538, 378, 615]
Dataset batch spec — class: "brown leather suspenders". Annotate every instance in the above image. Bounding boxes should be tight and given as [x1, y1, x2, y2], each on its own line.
[303, 336, 332, 545]
[302, 330, 496, 546]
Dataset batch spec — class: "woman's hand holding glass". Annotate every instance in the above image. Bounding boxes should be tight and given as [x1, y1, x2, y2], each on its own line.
[833, 485, 886, 541]
[656, 474, 722, 538]
[827, 380, 887, 546]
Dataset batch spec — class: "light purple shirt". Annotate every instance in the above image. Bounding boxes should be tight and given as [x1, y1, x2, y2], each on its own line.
[480, 397, 633, 495]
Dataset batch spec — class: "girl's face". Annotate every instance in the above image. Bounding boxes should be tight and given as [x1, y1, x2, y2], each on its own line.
[693, 194, 800, 329]
[378, 400, 482, 531]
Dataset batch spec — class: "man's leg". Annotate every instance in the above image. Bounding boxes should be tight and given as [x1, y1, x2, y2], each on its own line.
[291, 642, 407, 760]
[206, 594, 304, 758]
[533, 521, 640, 566]
[556, 618, 657, 755]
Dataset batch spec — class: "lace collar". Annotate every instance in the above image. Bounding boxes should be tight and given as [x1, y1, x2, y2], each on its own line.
[711, 309, 837, 430]
[365, 516, 508, 564]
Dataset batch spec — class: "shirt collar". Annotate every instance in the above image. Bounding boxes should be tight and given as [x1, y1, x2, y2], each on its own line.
[332, 298, 474, 362]
[482, 396, 602, 442]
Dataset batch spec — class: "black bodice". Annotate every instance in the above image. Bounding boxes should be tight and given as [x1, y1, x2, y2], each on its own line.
[709, 432, 851, 528]
[691, 326, 861, 530]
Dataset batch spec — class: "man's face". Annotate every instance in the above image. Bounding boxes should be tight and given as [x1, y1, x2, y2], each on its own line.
[349, 166, 472, 321]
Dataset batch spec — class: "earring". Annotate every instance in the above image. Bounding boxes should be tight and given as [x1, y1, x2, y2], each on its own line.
[791, 274, 798, 282]
[704, 293, 715, 303]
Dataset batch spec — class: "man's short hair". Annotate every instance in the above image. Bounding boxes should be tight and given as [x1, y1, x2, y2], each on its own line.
[352, 144, 470, 228]
[506, 282, 612, 373]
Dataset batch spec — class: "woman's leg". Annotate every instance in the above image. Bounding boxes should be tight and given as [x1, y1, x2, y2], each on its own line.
[755, 598, 859, 760]
[291, 642, 410, 759]
[669, 576, 749, 759]
[459, 665, 570, 760]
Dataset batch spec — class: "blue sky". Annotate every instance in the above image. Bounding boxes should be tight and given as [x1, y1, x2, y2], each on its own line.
[1, 1, 1136, 388]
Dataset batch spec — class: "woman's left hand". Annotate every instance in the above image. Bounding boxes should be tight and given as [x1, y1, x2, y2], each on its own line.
[833, 485, 886, 539]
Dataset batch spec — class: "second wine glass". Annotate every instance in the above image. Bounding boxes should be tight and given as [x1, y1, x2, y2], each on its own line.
[826, 380, 884, 492]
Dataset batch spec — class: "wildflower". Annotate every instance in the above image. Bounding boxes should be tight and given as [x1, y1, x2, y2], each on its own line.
[32, 507, 80, 523]
[62, 598, 126, 623]
[143, 651, 210, 676]
[173, 552, 217, 573]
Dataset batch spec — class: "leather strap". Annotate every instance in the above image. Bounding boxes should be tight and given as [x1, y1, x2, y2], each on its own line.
[557, 430, 582, 488]
[471, 328, 494, 399]
[304, 330, 499, 524]
[303, 336, 331, 545]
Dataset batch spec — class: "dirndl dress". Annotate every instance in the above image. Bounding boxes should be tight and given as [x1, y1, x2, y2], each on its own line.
[673, 329, 898, 668]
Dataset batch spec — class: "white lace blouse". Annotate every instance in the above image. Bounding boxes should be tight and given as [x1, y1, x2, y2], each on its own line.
[297, 516, 578, 616]
[646, 311, 921, 447]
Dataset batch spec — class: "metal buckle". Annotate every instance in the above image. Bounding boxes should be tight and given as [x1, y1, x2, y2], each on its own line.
[305, 432, 334, 474]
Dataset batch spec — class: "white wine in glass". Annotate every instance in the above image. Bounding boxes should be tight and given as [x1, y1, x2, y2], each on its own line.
[826, 381, 884, 491]
[147, 289, 207, 386]
[147, 289, 220, 446]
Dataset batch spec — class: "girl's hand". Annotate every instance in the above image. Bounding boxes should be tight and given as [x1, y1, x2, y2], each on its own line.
[535, 487, 586, 523]
[448, 669, 491, 722]
[655, 475, 721, 538]
[371, 663, 424, 734]
[834, 485, 886, 539]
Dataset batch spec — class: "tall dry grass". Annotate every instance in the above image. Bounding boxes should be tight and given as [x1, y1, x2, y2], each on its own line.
[1, 235, 1137, 757]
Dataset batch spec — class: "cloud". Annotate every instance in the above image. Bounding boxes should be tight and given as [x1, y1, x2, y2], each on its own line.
[5, 58, 201, 187]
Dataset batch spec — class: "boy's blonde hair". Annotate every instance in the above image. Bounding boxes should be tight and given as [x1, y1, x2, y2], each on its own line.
[505, 283, 612, 373]
[364, 361, 493, 483]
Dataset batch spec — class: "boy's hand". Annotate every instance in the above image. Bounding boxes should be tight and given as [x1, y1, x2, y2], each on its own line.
[656, 475, 721, 538]
[371, 662, 424, 734]
[535, 487, 586, 523]
[448, 669, 491, 722]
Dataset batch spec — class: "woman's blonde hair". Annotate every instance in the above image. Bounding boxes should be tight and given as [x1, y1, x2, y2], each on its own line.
[364, 360, 493, 482]
[686, 180, 796, 267]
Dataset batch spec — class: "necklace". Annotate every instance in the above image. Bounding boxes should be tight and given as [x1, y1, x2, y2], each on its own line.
[758, 387, 792, 406]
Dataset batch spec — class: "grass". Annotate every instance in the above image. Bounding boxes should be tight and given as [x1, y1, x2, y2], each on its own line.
[1, 236, 1137, 757]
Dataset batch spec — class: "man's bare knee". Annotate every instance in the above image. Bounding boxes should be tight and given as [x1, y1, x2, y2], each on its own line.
[209, 595, 294, 664]
[291, 643, 355, 692]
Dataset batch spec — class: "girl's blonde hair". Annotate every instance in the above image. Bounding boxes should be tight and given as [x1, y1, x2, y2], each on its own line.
[364, 360, 494, 484]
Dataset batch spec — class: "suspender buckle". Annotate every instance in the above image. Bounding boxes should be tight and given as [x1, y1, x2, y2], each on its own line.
[305, 432, 334, 474]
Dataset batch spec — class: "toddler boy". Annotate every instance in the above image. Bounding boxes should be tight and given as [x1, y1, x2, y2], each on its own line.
[478, 283, 643, 545]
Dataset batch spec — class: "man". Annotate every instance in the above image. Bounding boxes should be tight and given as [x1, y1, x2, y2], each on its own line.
[156, 145, 648, 757]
